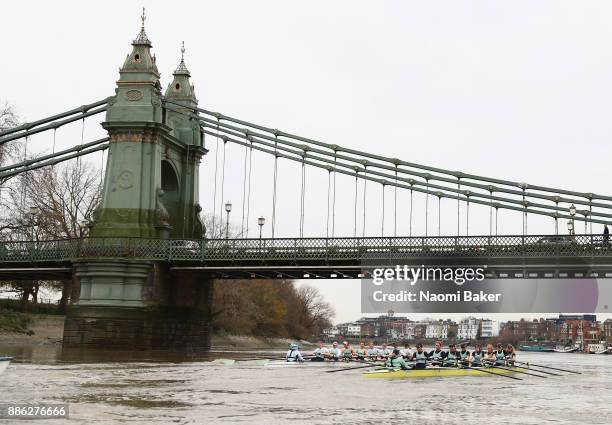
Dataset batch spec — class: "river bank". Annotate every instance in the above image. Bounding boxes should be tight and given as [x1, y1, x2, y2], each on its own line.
[0, 312, 313, 351]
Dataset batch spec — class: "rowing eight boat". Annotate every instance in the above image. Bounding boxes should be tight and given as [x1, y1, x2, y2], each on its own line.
[364, 365, 525, 379]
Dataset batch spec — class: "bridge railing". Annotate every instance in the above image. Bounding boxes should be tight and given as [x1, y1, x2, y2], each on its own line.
[0, 234, 607, 263]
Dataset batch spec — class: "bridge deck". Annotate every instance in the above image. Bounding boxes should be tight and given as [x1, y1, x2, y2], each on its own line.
[0, 235, 610, 279]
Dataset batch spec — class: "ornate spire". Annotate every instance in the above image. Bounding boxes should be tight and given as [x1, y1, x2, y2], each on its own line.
[174, 41, 190, 75]
[133, 7, 152, 46]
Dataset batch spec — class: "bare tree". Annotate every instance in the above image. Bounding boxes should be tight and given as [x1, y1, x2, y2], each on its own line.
[0, 160, 102, 312]
[0, 101, 21, 169]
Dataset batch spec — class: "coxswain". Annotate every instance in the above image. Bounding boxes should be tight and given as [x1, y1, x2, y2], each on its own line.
[366, 342, 378, 361]
[494, 343, 506, 366]
[329, 341, 341, 361]
[286, 343, 304, 362]
[342, 341, 354, 361]
[400, 343, 413, 360]
[470, 343, 485, 367]
[312, 341, 329, 362]
[428, 340, 447, 366]
[444, 343, 460, 367]
[411, 343, 428, 369]
[355, 342, 367, 360]
[386, 348, 410, 370]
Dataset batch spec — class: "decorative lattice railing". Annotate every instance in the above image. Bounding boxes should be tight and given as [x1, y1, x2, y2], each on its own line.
[0, 235, 608, 263]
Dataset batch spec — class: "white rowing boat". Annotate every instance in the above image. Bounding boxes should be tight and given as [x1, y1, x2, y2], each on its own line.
[264, 360, 369, 368]
[0, 357, 12, 375]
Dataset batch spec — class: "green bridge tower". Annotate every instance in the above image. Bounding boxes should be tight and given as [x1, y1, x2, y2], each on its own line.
[63, 13, 212, 350]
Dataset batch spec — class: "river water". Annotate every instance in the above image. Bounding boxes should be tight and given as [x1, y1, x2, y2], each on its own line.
[0, 346, 611, 424]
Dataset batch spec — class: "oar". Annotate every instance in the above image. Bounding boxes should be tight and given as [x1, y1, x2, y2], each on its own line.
[482, 361, 548, 378]
[511, 363, 561, 376]
[513, 361, 581, 375]
[456, 362, 523, 381]
[325, 362, 383, 373]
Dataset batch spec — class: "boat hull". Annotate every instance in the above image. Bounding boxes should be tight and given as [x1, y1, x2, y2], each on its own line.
[519, 345, 554, 352]
[265, 360, 371, 368]
[364, 366, 523, 379]
[0, 357, 12, 375]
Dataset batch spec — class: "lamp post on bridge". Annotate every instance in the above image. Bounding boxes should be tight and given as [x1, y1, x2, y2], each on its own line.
[224, 202, 232, 239]
[29, 207, 39, 242]
[258, 216, 265, 240]
[568, 204, 576, 236]
[79, 220, 89, 238]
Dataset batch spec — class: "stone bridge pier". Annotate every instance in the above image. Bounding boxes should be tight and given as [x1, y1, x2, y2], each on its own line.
[63, 19, 211, 350]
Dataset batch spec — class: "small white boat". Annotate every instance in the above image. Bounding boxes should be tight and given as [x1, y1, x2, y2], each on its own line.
[0, 357, 12, 375]
[587, 343, 608, 354]
[553, 346, 578, 353]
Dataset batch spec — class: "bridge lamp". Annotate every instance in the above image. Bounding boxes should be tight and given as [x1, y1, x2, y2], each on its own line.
[569, 204, 576, 236]
[258, 216, 265, 239]
[79, 220, 89, 237]
[224, 202, 232, 239]
[29, 206, 40, 241]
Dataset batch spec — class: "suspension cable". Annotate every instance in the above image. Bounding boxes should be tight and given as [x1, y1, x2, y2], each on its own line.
[300, 155, 306, 238]
[425, 178, 429, 237]
[362, 165, 367, 237]
[381, 183, 385, 237]
[409, 185, 413, 238]
[271, 135, 279, 238]
[219, 139, 227, 234]
[438, 194, 441, 236]
[457, 179, 461, 236]
[466, 194, 470, 237]
[394, 166, 398, 237]
[354, 172, 358, 237]
[192, 116, 612, 219]
[200, 128, 612, 226]
[332, 153, 337, 238]
[211, 121, 220, 237]
[326, 168, 331, 239]
[245, 143, 253, 237]
[177, 104, 612, 208]
[241, 143, 248, 237]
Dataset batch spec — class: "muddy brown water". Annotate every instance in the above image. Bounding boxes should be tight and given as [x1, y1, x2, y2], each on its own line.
[0, 346, 611, 424]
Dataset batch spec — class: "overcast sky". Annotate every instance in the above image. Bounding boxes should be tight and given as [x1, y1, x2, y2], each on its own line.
[3, 1, 612, 323]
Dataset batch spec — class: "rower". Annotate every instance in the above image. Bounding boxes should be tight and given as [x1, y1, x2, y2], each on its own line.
[379, 343, 391, 360]
[366, 342, 378, 361]
[342, 341, 354, 362]
[411, 343, 428, 370]
[505, 344, 516, 365]
[286, 343, 304, 362]
[428, 340, 447, 366]
[329, 341, 341, 361]
[400, 343, 413, 360]
[386, 348, 410, 370]
[483, 343, 496, 365]
[444, 343, 460, 367]
[355, 342, 367, 360]
[458, 343, 470, 363]
[494, 343, 506, 366]
[470, 343, 485, 367]
[312, 341, 329, 362]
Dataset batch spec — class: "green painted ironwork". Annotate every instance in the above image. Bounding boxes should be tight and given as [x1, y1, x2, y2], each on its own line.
[0, 235, 607, 264]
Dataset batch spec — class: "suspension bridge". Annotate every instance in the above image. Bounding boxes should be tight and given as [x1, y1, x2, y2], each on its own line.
[1, 12, 611, 349]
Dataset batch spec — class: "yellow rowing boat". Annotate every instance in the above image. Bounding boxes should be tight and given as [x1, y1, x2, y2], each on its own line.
[364, 366, 524, 379]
